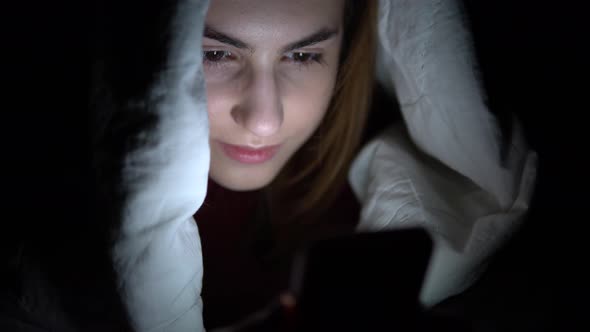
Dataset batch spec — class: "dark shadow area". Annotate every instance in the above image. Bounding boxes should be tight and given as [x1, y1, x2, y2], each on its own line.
[431, 1, 587, 331]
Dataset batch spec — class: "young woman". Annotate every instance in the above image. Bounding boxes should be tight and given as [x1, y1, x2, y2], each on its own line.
[92, 0, 537, 331]
[194, 0, 376, 327]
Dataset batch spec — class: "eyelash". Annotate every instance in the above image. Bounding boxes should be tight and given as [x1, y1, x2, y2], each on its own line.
[202, 50, 235, 68]
[202, 50, 325, 69]
[283, 52, 325, 68]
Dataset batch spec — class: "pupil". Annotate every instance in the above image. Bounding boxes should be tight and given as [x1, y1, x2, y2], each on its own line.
[295, 52, 309, 61]
[207, 51, 225, 61]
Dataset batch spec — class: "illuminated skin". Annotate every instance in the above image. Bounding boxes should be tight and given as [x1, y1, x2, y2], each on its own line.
[203, 0, 345, 191]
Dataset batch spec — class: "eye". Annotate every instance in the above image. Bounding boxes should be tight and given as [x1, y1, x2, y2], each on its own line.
[203, 50, 233, 63]
[283, 52, 324, 67]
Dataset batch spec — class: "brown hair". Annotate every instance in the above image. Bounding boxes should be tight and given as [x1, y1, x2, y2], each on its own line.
[266, 0, 378, 224]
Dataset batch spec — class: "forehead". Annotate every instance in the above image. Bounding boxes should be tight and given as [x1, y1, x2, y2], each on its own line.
[205, 0, 345, 43]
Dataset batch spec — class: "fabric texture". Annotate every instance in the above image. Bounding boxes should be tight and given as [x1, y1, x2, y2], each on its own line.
[348, 0, 537, 306]
[91, 1, 211, 331]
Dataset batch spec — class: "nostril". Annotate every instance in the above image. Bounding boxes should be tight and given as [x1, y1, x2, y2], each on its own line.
[230, 106, 244, 126]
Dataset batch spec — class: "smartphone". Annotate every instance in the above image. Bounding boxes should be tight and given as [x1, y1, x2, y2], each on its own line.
[288, 228, 433, 331]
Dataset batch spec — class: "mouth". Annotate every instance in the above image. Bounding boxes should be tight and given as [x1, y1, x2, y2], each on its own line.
[218, 141, 281, 164]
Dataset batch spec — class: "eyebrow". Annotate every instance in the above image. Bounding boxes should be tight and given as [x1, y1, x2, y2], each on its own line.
[204, 25, 251, 51]
[203, 25, 339, 53]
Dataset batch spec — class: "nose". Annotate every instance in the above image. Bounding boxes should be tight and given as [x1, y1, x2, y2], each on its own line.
[231, 70, 283, 137]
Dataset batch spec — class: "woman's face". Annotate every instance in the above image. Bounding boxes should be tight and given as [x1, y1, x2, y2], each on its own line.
[204, 0, 345, 191]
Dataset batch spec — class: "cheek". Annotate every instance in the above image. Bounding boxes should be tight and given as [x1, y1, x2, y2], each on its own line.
[205, 76, 234, 114]
[204, 64, 247, 116]
[205, 89, 225, 119]
[282, 70, 337, 137]
[205, 81, 237, 133]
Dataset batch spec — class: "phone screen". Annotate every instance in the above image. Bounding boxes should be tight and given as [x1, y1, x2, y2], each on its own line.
[289, 228, 433, 331]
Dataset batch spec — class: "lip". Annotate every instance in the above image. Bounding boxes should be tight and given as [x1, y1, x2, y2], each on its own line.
[219, 142, 281, 164]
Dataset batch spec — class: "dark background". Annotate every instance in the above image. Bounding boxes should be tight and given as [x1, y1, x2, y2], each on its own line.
[3, 0, 587, 330]
[447, 1, 587, 330]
